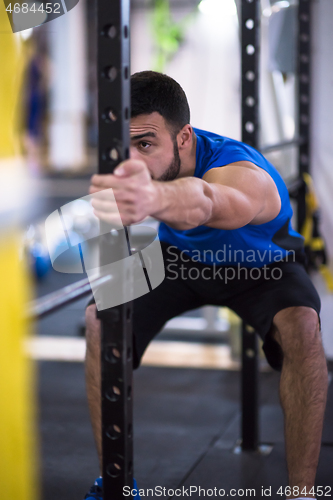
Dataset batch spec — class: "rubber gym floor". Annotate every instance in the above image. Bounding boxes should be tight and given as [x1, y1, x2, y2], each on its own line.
[33, 185, 333, 499]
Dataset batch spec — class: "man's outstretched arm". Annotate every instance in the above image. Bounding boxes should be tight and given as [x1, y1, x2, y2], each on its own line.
[89, 159, 281, 230]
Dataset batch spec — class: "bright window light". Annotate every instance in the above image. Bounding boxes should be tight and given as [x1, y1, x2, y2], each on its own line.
[272, 1, 290, 12]
[198, 0, 237, 17]
[274, 1, 290, 8]
[263, 0, 290, 17]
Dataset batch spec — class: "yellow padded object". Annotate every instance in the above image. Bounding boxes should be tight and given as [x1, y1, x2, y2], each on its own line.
[0, 4, 39, 499]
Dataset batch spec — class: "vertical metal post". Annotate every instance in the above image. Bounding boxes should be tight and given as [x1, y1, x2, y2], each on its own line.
[297, 0, 311, 231]
[241, 324, 259, 450]
[297, 0, 311, 177]
[241, 0, 260, 149]
[240, 0, 260, 451]
[96, 0, 133, 497]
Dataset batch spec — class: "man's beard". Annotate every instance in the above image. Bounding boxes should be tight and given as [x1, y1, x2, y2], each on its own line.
[157, 138, 181, 181]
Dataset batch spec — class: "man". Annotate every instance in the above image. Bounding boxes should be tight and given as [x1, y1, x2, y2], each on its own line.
[84, 71, 328, 500]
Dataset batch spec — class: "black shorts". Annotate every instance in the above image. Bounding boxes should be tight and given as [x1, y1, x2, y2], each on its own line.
[88, 242, 321, 371]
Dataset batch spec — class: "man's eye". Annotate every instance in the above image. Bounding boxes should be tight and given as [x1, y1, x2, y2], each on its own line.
[139, 141, 151, 149]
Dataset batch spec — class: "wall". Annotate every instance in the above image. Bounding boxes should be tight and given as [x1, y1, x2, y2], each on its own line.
[311, 0, 333, 263]
[311, 0, 333, 358]
[131, 1, 241, 139]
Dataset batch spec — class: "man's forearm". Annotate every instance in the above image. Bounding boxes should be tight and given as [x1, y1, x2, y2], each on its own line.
[151, 177, 214, 230]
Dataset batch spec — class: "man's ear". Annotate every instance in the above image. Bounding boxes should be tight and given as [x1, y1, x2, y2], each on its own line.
[177, 124, 193, 150]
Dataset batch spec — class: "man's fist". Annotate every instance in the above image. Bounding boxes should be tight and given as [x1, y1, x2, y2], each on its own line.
[89, 160, 158, 226]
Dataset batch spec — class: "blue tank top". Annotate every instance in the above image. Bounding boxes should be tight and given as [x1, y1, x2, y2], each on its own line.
[158, 128, 304, 268]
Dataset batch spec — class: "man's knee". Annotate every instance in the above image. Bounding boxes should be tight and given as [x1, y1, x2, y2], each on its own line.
[272, 306, 322, 361]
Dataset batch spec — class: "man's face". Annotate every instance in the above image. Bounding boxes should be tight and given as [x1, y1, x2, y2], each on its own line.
[130, 112, 181, 181]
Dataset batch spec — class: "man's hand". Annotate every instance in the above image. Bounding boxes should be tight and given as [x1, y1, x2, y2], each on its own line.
[89, 160, 158, 226]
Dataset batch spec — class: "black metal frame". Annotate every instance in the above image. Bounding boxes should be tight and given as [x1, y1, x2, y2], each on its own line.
[259, 137, 302, 154]
[241, 0, 260, 150]
[296, 0, 311, 231]
[240, 0, 261, 452]
[240, 0, 312, 451]
[27, 275, 111, 319]
[96, 0, 133, 496]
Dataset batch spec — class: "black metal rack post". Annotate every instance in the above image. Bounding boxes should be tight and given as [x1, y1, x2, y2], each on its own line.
[241, 323, 259, 450]
[296, 0, 311, 231]
[96, 0, 133, 497]
[240, 0, 261, 452]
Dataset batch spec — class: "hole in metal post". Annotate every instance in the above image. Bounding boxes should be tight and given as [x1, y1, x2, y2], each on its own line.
[108, 110, 117, 121]
[127, 385, 132, 399]
[109, 148, 119, 161]
[124, 66, 129, 79]
[106, 462, 122, 478]
[124, 25, 128, 38]
[125, 107, 129, 120]
[104, 66, 117, 82]
[112, 348, 121, 358]
[106, 386, 121, 402]
[106, 424, 122, 440]
[245, 96, 255, 107]
[103, 108, 117, 123]
[245, 19, 254, 29]
[128, 423, 133, 438]
[245, 71, 255, 81]
[103, 24, 117, 38]
[245, 122, 255, 133]
[105, 345, 121, 363]
[246, 44, 255, 55]
[125, 147, 129, 159]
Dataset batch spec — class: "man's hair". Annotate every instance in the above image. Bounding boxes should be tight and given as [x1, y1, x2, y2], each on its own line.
[131, 71, 190, 136]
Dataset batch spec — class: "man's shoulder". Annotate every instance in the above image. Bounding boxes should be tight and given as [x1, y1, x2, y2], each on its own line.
[193, 129, 288, 195]
[194, 127, 254, 155]
[194, 127, 265, 175]
[193, 127, 230, 146]
[193, 127, 226, 139]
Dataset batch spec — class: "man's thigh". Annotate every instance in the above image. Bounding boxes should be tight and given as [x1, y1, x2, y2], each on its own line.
[132, 269, 207, 367]
[221, 261, 321, 371]
[87, 257, 206, 368]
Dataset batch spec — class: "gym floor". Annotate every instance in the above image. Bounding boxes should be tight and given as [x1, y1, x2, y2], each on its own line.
[38, 360, 333, 500]
[33, 179, 333, 500]
[35, 270, 333, 500]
